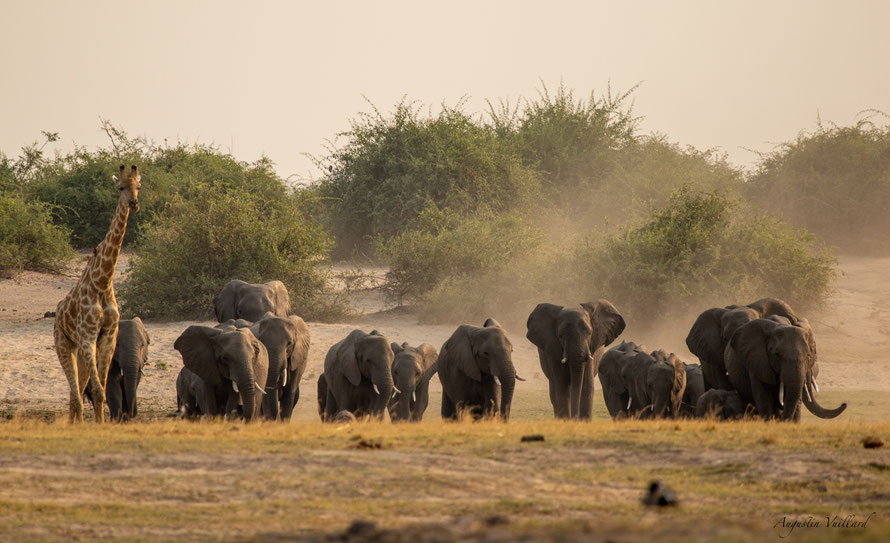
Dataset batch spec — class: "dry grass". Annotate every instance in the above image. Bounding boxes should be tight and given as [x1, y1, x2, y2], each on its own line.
[0, 417, 888, 542]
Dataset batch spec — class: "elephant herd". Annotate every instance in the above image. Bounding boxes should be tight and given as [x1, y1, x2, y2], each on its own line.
[89, 279, 846, 424]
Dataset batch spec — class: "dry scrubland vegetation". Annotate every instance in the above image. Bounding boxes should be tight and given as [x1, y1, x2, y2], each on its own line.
[2, 87, 890, 540]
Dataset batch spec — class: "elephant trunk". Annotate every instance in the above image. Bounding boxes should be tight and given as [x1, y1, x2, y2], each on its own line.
[564, 338, 590, 419]
[262, 346, 286, 421]
[780, 365, 805, 422]
[121, 354, 140, 421]
[236, 364, 258, 422]
[370, 367, 394, 419]
[493, 356, 517, 421]
[802, 378, 847, 419]
[398, 384, 413, 423]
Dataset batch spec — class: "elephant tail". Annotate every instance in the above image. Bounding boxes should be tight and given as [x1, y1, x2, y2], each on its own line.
[668, 354, 687, 418]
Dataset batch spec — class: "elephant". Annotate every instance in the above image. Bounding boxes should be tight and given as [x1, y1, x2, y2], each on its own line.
[85, 318, 149, 422]
[387, 342, 439, 422]
[695, 389, 749, 420]
[175, 366, 209, 418]
[686, 298, 798, 391]
[318, 330, 395, 421]
[227, 313, 311, 421]
[679, 363, 705, 417]
[438, 318, 519, 421]
[526, 300, 626, 419]
[213, 279, 290, 322]
[173, 326, 269, 421]
[724, 317, 847, 422]
[598, 342, 686, 419]
[597, 340, 641, 419]
[624, 349, 687, 419]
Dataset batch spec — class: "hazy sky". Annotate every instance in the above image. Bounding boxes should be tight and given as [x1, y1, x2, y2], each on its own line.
[2, 1, 888, 182]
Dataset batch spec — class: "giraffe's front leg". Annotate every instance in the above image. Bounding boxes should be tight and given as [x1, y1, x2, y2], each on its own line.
[54, 326, 83, 423]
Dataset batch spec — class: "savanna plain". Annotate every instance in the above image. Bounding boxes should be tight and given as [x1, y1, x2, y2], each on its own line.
[0, 253, 888, 541]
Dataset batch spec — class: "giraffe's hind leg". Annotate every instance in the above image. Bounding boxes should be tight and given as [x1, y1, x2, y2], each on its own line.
[54, 326, 83, 423]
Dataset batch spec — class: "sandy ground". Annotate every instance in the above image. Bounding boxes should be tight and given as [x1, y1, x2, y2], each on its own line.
[0, 252, 888, 420]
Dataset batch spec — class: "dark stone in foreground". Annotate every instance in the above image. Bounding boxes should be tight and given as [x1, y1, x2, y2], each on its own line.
[520, 434, 545, 442]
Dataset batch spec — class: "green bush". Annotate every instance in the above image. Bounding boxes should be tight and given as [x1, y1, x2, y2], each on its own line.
[747, 118, 890, 254]
[0, 192, 73, 274]
[25, 137, 288, 249]
[577, 189, 836, 321]
[379, 209, 543, 306]
[316, 100, 540, 256]
[119, 183, 346, 321]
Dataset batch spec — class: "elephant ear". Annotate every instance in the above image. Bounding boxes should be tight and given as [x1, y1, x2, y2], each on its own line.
[391, 342, 404, 355]
[267, 280, 290, 317]
[482, 318, 501, 328]
[286, 316, 310, 372]
[131, 317, 149, 346]
[686, 307, 727, 363]
[729, 319, 781, 385]
[417, 343, 439, 370]
[794, 318, 818, 365]
[174, 326, 225, 387]
[526, 303, 563, 359]
[581, 300, 626, 349]
[212, 280, 242, 322]
[445, 326, 481, 382]
[337, 331, 363, 386]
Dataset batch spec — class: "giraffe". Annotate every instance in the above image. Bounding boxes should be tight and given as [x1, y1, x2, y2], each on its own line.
[54, 165, 141, 422]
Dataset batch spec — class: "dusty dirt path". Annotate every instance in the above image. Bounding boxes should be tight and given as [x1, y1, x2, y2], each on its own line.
[1, 254, 888, 419]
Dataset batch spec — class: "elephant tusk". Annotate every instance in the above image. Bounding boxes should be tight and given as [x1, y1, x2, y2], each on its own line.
[560, 357, 567, 364]
[373, 384, 380, 395]
[139, 368, 146, 376]
[803, 383, 812, 403]
[515, 374, 526, 382]
[493, 375, 502, 386]
[281, 369, 287, 388]
[412, 392, 416, 403]
[255, 382, 266, 395]
[232, 381, 239, 393]
[813, 379, 819, 393]
[393, 385, 401, 394]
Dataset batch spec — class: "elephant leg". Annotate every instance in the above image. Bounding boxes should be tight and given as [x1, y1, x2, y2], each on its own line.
[551, 367, 571, 419]
[324, 389, 339, 421]
[749, 376, 778, 419]
[441, 392, 456, 420]
[579, 361, 595, 420]
[105, 370, 123, 422]
[279, 371, 299, 420]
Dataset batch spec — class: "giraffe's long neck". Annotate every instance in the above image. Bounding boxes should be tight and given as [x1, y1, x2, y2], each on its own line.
[89, 195, 131, 293]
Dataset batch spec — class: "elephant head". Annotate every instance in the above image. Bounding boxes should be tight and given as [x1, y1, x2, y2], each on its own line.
[527, 300, 625, 419]
[389, 342, 438, 422]
[695, 389, 749, 419]
[174, 326, 269, 421]
[728, 318, 846, 421]
[213, 280, 290, 322]
[649, 350, 687, 418]
[110, 317, 150, 421]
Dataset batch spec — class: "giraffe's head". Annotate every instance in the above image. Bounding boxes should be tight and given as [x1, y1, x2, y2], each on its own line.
[113, 165, 141, 212]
